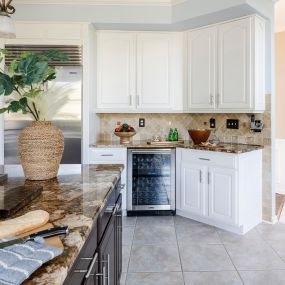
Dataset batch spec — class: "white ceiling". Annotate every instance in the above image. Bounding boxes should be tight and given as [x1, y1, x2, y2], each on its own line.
[13, 0, 187, 6]
[275, 0, 285, 32]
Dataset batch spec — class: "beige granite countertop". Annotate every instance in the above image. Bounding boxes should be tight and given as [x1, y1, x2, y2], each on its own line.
[0, 164, 124, 285]
[91, 140, 264, 154]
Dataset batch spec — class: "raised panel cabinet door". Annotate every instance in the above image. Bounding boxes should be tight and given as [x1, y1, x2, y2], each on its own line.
[136, 33, 172, 110]
[99, 215, 116, 285]
[218, 18, 251, 109]
[180, 161, 207, 217]
[208, 167, 237, 225]
[97, 32, 136, 110]
[188, 27, 217, 110]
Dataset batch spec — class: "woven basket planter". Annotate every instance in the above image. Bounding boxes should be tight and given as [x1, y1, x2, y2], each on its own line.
[18, 121, 64, 181]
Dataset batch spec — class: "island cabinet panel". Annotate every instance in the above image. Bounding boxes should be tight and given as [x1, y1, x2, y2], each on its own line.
[63, 181, 122, 285]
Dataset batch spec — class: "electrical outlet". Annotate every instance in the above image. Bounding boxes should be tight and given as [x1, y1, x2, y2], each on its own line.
[210, 118, 216, 128]
[139, 118, 145, 127]
[226, 119, 239, 129]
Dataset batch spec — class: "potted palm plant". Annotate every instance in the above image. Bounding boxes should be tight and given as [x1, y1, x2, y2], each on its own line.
[0, 49, 69, 180]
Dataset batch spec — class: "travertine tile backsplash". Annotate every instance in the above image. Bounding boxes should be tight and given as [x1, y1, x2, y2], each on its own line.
[99, 95, 271, 147]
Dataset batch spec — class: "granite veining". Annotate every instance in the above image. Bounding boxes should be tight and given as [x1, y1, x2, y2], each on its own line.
[91, 140, 264, 154]
[0, 164, 124, 285]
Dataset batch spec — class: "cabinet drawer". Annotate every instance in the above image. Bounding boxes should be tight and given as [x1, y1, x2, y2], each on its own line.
[181, 149, 237, 169]
[89, 148, 127, 163]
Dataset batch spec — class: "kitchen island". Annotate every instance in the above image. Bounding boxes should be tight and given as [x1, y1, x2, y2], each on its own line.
[0, 164, 124, 285]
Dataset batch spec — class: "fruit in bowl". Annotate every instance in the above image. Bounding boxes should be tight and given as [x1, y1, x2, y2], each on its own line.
[114, 123, 136, 144]
[115, 123, 135, 133]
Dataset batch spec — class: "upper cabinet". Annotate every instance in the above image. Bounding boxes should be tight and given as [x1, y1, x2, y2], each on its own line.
[95, 31, 184, 113]
[96, 32, 136, 111]
[188, 27, 217, 110]
[187, 15, 265, 113]
[95, 15, 265, 114]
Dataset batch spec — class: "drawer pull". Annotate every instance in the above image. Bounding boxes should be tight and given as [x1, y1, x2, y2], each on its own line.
[199, 158, 210, 161]
[101, 154, 114, 157]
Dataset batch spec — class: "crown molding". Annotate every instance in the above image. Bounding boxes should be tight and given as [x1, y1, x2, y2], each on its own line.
[13, 0, 187, 6]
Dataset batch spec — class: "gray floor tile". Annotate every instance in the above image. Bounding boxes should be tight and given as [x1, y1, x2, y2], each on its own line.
[120, 272, 127, 285]
[123, 227, 135, 245]
[239, 270, 285, 285]
[128, 244, 181, 272]
[122, 245, 131, 273]
[136, 216, 174, 227]
[269, 240, 285, 261]
[174, 215, 204, 227]
[123, 216, 137, 227]
[126, 272, 184, 285]
[176, 223, 221, 244]
[225, 240, 285, 270]
[256, 222, 285, 242]
[183, 271, 243, 285]
[218, 228, 263, 244]
[133, 225, 177, 245]
[179, 243, 234, 271]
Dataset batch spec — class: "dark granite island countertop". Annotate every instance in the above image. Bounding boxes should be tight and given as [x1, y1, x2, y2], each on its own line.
[0, 164, 124, 285]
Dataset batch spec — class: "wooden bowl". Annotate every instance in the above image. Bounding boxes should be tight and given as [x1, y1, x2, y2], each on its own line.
[188, 129, 211, 145]
[114, 132, 136, 144]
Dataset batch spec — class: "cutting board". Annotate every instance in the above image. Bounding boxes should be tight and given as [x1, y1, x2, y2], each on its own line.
[17, 223, 64, 249]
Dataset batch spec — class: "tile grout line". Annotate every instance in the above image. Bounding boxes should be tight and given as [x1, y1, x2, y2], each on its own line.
[174, 217, 187, 285]
[217, 231, 245, 285]
[124, 216, 137, 284]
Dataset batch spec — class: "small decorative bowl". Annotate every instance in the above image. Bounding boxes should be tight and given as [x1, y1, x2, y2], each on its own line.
[188, 129, 211, 145]
[114, 132, 136, 144]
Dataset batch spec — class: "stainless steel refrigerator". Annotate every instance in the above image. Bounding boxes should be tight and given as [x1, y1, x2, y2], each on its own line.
[4, 66, 82, 165]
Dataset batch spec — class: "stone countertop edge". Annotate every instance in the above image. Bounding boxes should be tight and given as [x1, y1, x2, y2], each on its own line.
[0, 164, 124, 285]
[90, 141, 264, 154]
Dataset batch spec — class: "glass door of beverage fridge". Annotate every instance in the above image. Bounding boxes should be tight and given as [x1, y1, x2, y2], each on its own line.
[127, 149, 175, 211]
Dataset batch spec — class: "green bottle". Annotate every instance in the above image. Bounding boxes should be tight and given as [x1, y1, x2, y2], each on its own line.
[168, 128, 174, 141]
[173, 128, 178, 141]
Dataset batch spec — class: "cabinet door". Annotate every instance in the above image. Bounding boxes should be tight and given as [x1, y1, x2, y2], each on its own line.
[99, 215, 116, 285]
[97, 32, 136, 110]
[115, 195, 122, 285]
[136, 33, 173, 110]
[180, 161, 207, 217]
[218, 18, 251, 109]
[188, 27, 217, 110]
[208, 167, 237, 225]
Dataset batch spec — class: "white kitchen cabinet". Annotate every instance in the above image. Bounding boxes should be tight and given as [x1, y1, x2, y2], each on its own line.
[187, 27, 217, 110]
[96, 32, 136, 111]
[176, 148, 262, 234]
[208, 166, 237, 225]
[218, 18, 251, 110]
[180, 161, 207, 217]
[187, 15, 265, 113]
[95, 31, 184, 113]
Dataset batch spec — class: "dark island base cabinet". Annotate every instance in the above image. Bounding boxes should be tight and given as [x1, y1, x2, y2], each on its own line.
[63, 181, 122, 285]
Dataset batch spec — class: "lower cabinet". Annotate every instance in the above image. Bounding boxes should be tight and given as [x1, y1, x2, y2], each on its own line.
[176, 148, 262, 234]
[63, 184, 122, 285]
[208, 166, 237, 226]
[180, 161, 207, 217]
